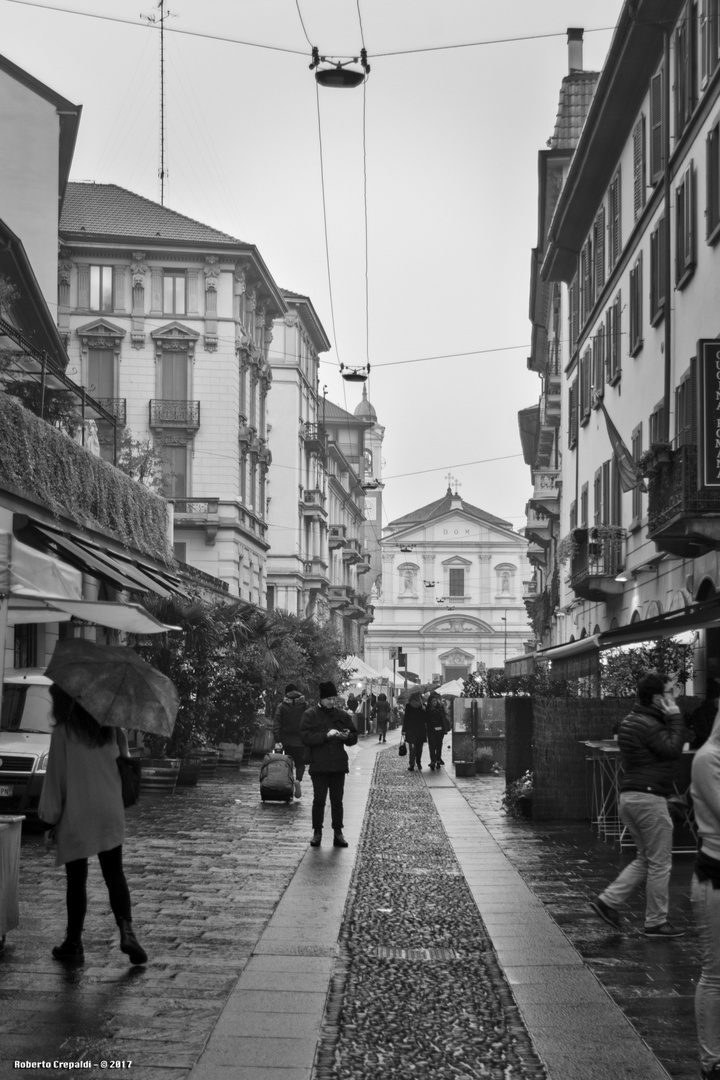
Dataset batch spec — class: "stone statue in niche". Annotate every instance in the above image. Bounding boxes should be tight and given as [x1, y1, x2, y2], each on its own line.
[402, 569, 417, 595]
[502, 573, 510, 593]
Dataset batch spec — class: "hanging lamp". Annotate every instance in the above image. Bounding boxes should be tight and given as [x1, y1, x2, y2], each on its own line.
[310, 46, 370, 88]
[340, 363, 370, 382]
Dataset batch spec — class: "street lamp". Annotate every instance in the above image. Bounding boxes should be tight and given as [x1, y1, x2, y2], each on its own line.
[501, 612, 508, 663]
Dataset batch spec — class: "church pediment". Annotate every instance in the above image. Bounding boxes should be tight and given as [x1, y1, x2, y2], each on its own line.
[420, 615, 493, 635]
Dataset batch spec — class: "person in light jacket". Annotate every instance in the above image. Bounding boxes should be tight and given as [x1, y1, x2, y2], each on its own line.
[691, 696, 720, 1079]
[300, 681, 358, 848]
[38, 685, 146, 966]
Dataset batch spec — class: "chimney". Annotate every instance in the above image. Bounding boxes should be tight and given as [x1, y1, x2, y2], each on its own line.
[567, 27, 584, 73]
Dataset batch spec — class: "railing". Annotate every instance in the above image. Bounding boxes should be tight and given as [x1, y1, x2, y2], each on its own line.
[570, 527, 625, 597]
[96, 398, 127, 424]
[328, 524, 347, 547]
[302, 488, 326, 507]
[149, 400, 200, 428]
[648, 439, 720, 535]
[302, 424, 328, 455]
[173, 499, 219, 515]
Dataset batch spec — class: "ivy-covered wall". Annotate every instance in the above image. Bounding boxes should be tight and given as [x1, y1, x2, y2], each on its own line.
[0, 391, 171, 561]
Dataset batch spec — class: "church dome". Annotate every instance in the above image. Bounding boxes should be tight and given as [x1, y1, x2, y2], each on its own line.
[354, 384, 377, 421]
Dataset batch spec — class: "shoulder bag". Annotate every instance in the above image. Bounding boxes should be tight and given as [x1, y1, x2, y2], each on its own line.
[116, 730, 141, 808]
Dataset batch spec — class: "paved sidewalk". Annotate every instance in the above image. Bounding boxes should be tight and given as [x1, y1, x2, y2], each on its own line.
[1, 734, 696, 1080]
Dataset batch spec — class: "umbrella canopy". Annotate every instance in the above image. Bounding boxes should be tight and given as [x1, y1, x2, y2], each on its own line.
[45, 639, 179, 736]
[435, 678, 465, 696]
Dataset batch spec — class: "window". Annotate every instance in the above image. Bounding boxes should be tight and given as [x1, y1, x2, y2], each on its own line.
[701, 0, 720, 85]
[579, 348, 592, 422]
[650, 66, 664, 184]
[88, 348, 114, 400]
[580, 238, 594, 324]
[593, 207, 606, 293]
[649, 400, 666, 445]
[633, 116, 647, 220]
[593, 468, 602, 527]
[676, 360, 697, 446]
[568, 379, 578, 449]
[448, 568, 465, 597]
[592, 325, 605, 404]
[676, 162, 696, 286]
[14, 624, 37, 668]
[161, 352, 188, 400]
[629, 255, 643, 356]
[608, 169, 622, 270]
[163, 272, 186, 315]
[675, 2, 697, 137]
[580, 482, 589, 528]
[569, 500, 577, 531]
[90, 266, 113, 312]
[161, 444, 187, 499]
[707, 119, 720, 241]
[606, 292, 622, 384]
[650, 216, 666, 324]
[568, 275, 579, 355]
[631, 424, 643, 524]
[266, 584, 275, 611]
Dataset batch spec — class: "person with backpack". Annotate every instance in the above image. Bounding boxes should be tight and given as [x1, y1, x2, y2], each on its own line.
[300, 681, 358, 848]
[272, 683, 308, 797]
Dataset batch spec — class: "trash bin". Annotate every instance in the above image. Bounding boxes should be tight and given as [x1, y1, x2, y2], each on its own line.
[0, 815, 25, 946]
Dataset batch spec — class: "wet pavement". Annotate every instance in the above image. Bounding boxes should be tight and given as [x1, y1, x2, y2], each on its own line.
[0, 734, 702, 1080]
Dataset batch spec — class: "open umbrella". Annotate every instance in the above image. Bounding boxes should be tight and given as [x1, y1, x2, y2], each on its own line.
[44, 639, 179, 736]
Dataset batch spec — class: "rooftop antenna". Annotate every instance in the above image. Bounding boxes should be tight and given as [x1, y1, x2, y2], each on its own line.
[141, 2, 175, 205]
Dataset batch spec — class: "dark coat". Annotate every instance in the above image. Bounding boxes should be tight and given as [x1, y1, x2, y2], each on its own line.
[300, 704, 359, 774]
[402, 702, 427, 744]
[273, 691, 308, 748]
[426, 699, 449, 738]
[617, 702, 686, 796]
[376, 700, 391, 725]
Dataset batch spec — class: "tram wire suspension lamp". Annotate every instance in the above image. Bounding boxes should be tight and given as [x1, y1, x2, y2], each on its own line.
[340, 362, 370, 382]
[310, 46, 370, 88]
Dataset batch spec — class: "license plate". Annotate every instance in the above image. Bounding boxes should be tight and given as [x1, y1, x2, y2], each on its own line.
[0, 785, 14, 797]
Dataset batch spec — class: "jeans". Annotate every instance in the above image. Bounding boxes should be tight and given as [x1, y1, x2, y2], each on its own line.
[310, 772, 346, 832]
[692, 875, 720, 1071]
[600, 791, 673, 926]
[427, 731, 444, 766]
[65, 845, 132, 940]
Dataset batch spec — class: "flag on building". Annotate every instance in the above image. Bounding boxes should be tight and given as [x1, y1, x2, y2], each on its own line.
[597, 399, 647, 493]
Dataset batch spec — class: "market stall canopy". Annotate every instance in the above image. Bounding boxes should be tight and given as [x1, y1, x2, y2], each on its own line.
[435, 678, 465, 696]
[339, 654, 388, 681]
[378, 665, 405, 688]
[0, 532, 180, 634]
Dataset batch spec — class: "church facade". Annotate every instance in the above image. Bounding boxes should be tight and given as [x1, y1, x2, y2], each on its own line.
[365, 485, 533, 683]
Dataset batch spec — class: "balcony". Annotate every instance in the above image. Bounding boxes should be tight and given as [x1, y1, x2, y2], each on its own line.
[647, 441, 720, 557]
[328, 585, 351, 609]
[96, 398, 127, 425]
[522, 577, 539, 602]
[172, 498, 220, 546]
[527, 541, 547, 569]
[328, 524, 347, 549]
[301, 423, 328, 458]
[149, 399, 200, 431]
[525, 504, 553, 547]
[342, 538, 362, 563]
[303, 558, 328, 586]
[529, 469, 560, 517]
[356, 552, 372, 574]
[569, 527, 626, 601]
[301, 488, 327, 516]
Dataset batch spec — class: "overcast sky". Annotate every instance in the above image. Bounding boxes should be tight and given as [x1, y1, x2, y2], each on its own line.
[3, 0, 624, 531]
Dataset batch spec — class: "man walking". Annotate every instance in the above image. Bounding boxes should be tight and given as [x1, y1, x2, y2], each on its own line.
[590, 671, 686, 938]
[300, 681, 358, 849]
[273, 683, 308, 798]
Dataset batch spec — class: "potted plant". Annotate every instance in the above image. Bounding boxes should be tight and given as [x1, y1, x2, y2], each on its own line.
[476, 746, 495, 774]
[502, 771, 534, 818]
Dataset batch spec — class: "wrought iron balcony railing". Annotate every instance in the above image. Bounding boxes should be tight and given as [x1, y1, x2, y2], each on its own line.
[96, 398, 127, 425]
[570, 527, 625, 601]
[149, 399, 200, 428]
[647, 439, 720, 556]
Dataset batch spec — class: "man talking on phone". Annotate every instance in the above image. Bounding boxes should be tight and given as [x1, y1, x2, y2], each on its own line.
[300, 681, 358, 849]
[590, 671, 687, 937]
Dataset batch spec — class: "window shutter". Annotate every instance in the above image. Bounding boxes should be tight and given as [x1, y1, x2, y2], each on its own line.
[594, 207, 606, 290]
[568, 380, 578, 449]
[611, 170, 622, 266]
[633, 117, 646, 219]
[569, 277, 579, 354]
[581, 241, 593, 321]
[650, 69, 664, 184]
[701, 0, 709, 84]
[690, 355, 698, 444]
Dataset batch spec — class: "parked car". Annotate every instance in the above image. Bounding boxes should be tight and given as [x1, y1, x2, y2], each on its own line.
[0, 669, 53, 820]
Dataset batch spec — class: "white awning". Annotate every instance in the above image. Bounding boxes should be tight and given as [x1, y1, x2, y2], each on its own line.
[537, 635, 602, 662]
[1, 532, 179, 634]
[340, 654, 388, 681]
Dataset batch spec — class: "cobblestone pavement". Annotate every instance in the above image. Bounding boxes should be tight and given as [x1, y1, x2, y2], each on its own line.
[454, 774, 699, 1080]
[0, 765, 314, 1080]
[314, 751, 547, 1080]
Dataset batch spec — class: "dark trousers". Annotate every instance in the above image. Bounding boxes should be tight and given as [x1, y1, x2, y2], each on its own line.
[311, 772, 346, 832]
[64, 845, 131, 940]
[427, 731, 444, 765]
[283, 745, 307, 782]
[408, 740, 424, 769]
[377, 721, 388, 741]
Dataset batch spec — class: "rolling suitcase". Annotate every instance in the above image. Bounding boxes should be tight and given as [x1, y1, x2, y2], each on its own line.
[259, 752, 295, 803]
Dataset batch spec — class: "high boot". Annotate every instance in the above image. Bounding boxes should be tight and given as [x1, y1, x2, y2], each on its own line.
[117, 918, 147, 965]
[52, 933, 84, 964]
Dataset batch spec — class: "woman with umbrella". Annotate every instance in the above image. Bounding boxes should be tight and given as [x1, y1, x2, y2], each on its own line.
[38, 639, 178, 966]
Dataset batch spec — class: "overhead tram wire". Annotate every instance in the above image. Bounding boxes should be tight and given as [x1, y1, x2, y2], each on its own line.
[3, 2, 619, 58]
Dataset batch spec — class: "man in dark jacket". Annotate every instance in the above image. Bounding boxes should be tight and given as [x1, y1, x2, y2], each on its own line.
[300, 681, 358, 848]
[590, 671, 687, 938]
[273, 684, 308, 797]
[402, 690, 427, 771]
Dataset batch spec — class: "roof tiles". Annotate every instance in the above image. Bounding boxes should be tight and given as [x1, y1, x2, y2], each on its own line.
[548, 71, 599, 150]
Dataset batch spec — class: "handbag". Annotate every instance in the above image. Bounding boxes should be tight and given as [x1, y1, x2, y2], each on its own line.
[117, 755, 141, 808]
[398, 741, 407, 757]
